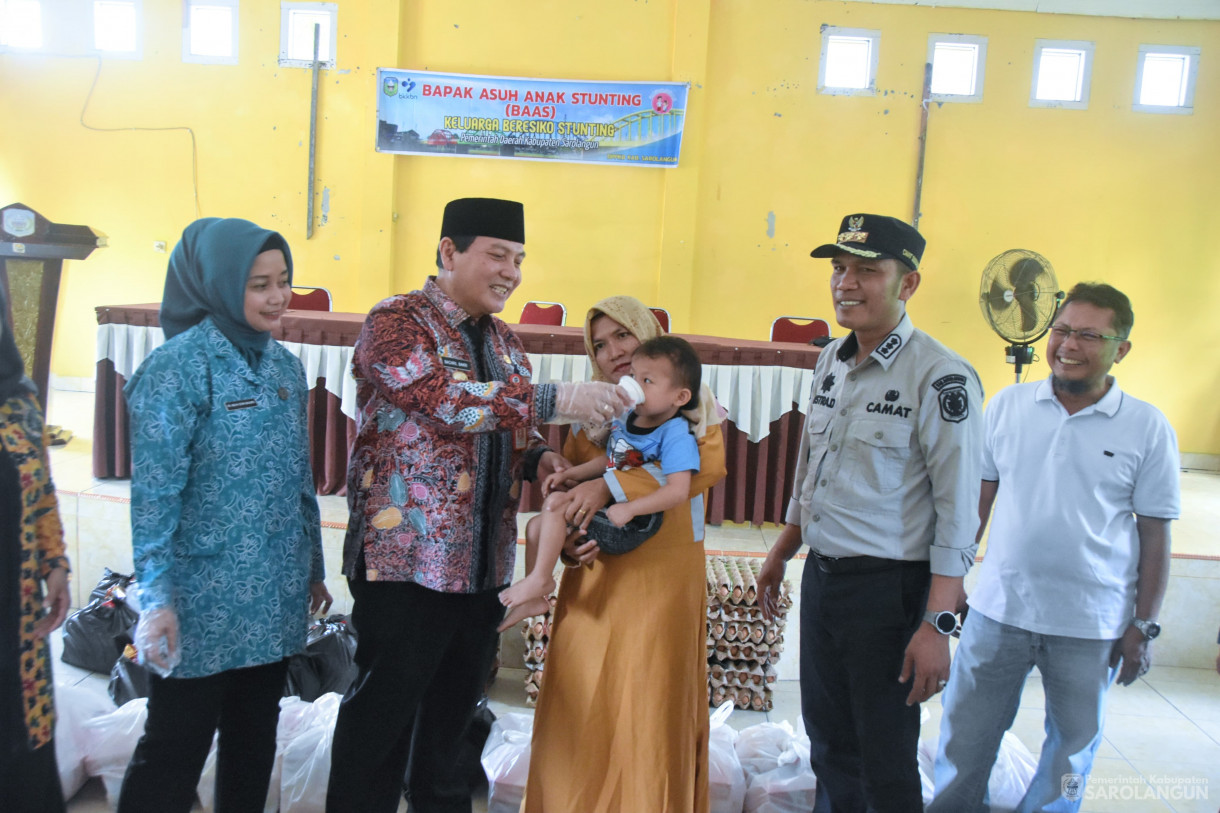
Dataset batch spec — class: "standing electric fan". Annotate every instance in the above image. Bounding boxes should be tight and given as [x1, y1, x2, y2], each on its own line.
[978, 249, 1063, 383]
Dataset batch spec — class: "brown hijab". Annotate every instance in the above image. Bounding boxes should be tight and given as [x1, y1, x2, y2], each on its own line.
[583, 296, 723, 438]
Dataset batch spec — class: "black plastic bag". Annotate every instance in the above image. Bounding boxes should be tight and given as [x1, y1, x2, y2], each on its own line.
[108, 648, 151, 706]
[61, 569, 139, 674]
[283, 614, 359, 702]
[402, 696, 495, 805]
[457, 697, 495, 790]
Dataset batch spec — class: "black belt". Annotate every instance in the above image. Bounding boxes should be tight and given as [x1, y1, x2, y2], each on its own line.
[811, 551, 904, 574]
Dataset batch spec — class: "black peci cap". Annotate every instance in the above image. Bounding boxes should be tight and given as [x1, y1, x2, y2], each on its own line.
[440, 197, 525, 244]
[810, 213, 925, 271]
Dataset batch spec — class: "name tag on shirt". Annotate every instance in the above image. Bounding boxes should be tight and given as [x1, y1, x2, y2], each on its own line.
[225, 399, 258, 411]
[440, 355, 472, 372]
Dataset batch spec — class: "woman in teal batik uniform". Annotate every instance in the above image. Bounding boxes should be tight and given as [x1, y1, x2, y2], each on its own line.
[117, 218, 331, 813]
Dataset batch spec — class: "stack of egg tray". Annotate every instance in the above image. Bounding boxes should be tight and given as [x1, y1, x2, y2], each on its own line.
[520, 594, 556, 706]
[706, 555, 791, 711]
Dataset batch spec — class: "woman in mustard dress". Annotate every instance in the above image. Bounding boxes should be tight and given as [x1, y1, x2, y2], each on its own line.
[524, 296, 726, 813]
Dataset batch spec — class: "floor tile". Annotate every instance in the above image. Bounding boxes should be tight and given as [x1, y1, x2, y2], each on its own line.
[1146, 679, 1220, 724]
[1079, 757, 1176, 813]
[1102, 713, 1220, 767]
[1126, 759, 1220, 813]
[766, 680, 802, 728]
[1190, 716, 1220, 748]
[1103, 679, 1186, 718]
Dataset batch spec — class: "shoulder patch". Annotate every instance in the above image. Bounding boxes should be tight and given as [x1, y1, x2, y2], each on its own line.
[937, 383, 970, 423]
[932, 373, 967, 391]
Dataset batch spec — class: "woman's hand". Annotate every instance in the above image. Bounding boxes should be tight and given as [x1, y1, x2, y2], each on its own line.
[135, 607, 180, 671]
[562, 479, 613, 532]
[561, 530, 601, 567]
[536, 451, 571, 485]
[542, 469, 575, 498]
[31, 567, 71, 639]
[310, 581, 334, 616]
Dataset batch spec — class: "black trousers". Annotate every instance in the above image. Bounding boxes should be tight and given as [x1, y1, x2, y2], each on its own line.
[1, 739, 65, 813]
[1, 445, 64, 813]
[116, 658, 289, 813]
[799, 555, 930, 813]
[325, 579, 505, 813]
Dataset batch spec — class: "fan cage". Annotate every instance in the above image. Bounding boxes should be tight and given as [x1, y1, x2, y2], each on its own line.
[979, 249, 1060, 345]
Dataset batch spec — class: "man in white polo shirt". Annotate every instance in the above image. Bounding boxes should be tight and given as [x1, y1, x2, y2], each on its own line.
[930, 282, 1180, 812]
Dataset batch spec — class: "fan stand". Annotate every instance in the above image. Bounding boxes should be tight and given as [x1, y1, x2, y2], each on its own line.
[1006, 344, 1035, 384]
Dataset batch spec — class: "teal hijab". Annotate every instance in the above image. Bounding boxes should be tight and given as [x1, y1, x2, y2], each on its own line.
[160, 218, 292, 369]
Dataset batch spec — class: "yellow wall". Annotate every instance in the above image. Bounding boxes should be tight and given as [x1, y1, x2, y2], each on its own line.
[1, 0, 1217, 454]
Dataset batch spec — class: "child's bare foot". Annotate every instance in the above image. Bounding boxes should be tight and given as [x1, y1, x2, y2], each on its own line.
[499, 575, 556, 610]
[498, 595, 551, 632]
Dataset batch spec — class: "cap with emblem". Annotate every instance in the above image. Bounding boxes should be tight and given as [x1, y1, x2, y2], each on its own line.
[440, 197, 525, 244]
[810, 213, 925, 271]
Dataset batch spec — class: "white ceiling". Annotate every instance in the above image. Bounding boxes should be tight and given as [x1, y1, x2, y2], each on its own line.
[840, 0, 1220, 21]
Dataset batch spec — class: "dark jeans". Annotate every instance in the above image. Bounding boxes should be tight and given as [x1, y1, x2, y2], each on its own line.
[799, 555, 931, 813]
[326, 579, 505, 813]
[116, 658, 289, 813]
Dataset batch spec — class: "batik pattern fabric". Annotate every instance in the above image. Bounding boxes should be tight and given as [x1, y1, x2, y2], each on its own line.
[125, 317, 323, 679]
[1, 391, 67, 749]
[342, 278, 556, 593]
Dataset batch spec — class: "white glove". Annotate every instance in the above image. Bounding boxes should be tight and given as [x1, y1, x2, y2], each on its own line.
[553, 381, 632, 426]
[134, 607, 181, 677]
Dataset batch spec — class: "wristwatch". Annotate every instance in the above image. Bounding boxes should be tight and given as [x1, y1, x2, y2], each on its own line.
[923, 610, 958, 636]
[1131, 618, 1161, 640]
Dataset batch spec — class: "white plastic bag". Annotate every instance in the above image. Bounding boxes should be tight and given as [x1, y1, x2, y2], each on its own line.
[54, 681, 117, 800]
[734, 720, 796, 779]
[197, 695, 316, 812]
[985, 732, 1038, 812]
[918, 729, 1037, 812]
[708, 701, 746, 813]
[81, 696, 148, 802]
[743, 744, 818, 813]
[279, 692, 343, 813]
[480, 711, 535, 813]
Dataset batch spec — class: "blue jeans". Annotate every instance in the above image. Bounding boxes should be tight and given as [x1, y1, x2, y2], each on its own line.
[929, 612, 1117, 813]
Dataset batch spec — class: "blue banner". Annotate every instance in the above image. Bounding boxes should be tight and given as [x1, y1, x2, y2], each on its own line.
[376, 69, 689, 168]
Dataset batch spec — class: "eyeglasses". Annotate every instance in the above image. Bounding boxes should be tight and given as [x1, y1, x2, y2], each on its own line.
[1048, 325, 1126, 344]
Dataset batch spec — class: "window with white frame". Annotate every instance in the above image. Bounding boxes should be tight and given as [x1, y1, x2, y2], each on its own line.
[1031, 40, 1094, 109]
[183, 0, 238, 65]
[279, 2, 336, 68]
[928, 34, 987, 103]
[819, 27, 880, 96]
[1134, 45, 1199, 114]
[93, 0, 140, 56]
[0, 0, 43, 49]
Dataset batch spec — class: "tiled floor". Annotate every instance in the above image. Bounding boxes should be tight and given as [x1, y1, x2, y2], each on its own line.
[42, 388, 1220, 813]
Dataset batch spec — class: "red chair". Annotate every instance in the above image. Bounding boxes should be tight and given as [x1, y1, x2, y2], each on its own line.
[771, 316, 831, 343]
[290, 286, 333, 312]
[649, 307, 671, 332]
[519, 301, 566, 326]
